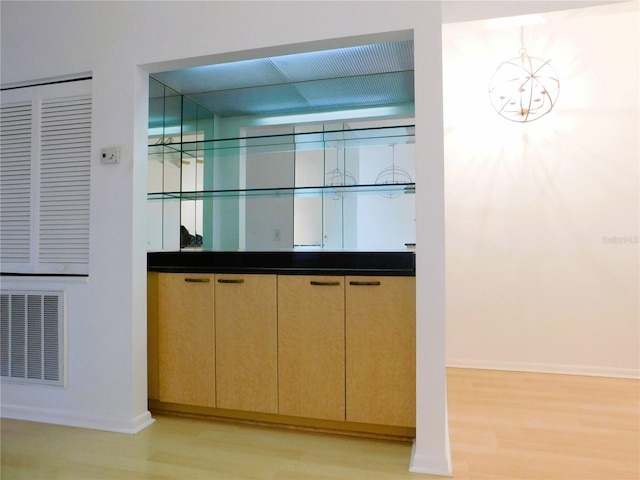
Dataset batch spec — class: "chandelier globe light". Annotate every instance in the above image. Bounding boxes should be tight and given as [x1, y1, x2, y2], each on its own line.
[325, 147, 356, 200]
[375, 144, 413, 198]
[488, 27, 560, 122]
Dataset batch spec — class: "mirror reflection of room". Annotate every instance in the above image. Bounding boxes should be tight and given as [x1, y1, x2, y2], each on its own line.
[146, 38, 416, 252]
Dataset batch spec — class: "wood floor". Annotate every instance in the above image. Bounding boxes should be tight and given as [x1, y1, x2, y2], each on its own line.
[2, 368, 638, 479]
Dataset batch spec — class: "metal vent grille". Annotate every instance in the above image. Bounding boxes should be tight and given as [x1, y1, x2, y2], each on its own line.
[39, 95, 91, 264]
[0, 290, 64, 386]
[0, 101, 33, 264]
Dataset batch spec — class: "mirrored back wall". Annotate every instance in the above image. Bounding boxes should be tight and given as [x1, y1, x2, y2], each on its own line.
[147, 78, 416, 252]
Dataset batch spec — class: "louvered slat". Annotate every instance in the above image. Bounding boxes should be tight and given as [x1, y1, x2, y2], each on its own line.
[9, 295, 26, 378]
[43, 294, 60, 381]
[39, 95, 91, 265]
[0, 295, 9, 377]
[0, 102, 32, 264]
[27, 295, 43, 379]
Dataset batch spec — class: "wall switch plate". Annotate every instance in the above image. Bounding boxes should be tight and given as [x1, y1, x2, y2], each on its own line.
[100, 147, 120, 164]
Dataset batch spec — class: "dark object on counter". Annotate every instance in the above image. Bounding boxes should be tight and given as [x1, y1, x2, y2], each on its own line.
[180, 226, 203, 248]
[180, 226, 190, 248]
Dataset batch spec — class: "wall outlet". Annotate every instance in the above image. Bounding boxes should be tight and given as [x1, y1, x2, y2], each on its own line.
[100, 147, 120, 164]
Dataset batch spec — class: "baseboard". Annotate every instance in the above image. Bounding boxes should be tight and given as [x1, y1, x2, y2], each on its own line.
[149, 399, 415, 440]
[446, 359, 640, 379]
[409, 441, 453, 477]
[0, 404, 156, 434]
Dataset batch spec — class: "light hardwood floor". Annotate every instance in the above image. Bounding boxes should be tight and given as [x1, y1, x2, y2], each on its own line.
[1, 368, 638, 479]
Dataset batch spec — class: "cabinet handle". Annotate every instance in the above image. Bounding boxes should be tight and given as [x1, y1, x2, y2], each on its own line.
[349, 281, 381, 286]
[310, 281, 341, 286]
[184, 277, 210, 283]
[217, 279, 244, 284]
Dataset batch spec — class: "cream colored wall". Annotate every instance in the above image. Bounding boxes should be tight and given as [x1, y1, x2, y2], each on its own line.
[443, 2, 639, 377]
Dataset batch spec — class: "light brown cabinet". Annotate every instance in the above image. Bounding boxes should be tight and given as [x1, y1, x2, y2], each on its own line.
[277, 275, 345, 421]
[147, 272, 159, 401]
[149, 271, 415, 434]
[215, 274, 278, 414]
[345, 276, 416, 427]
[157, 273, 216, 407]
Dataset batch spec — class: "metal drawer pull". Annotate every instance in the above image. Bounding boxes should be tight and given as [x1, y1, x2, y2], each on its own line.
[349, 281, 381, 286]
[184, 278, 210, 283]
[217, 279, 244, 284]
[310, 281, 340, 286]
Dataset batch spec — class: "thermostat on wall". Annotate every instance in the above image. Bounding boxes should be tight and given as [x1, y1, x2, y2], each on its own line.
[100, 147, 120, 164]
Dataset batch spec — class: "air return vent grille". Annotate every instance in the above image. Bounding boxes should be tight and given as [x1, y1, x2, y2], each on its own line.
[0, 290, 65, 386]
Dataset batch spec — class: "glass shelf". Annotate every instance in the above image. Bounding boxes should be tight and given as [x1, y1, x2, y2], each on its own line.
[148, 124, 415, 158]
[148, 182, 416, 201]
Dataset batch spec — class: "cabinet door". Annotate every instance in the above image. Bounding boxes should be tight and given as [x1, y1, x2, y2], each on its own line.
[346, 276, 415, 427]
[277, 275, 345, 421]
[147, 272, 159, 401]
[215, 274, 278, 413]
[158, 273, 215, 407]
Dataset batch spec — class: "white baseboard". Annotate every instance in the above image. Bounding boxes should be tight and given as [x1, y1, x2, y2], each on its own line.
[409, 441, 453, 477]
[446, 358, 640, 379]
[0, 404, 155, 434]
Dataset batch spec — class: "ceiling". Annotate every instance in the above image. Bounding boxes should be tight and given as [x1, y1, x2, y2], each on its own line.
[439, 0, 625, 23]
[149, 1, 625, 121]
[150, 40, 414, 118]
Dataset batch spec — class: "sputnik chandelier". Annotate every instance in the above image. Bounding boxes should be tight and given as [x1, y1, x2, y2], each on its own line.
[325, 147, 355, 200]
[488, 27, 560, 122]
[375, 144, 412, 198]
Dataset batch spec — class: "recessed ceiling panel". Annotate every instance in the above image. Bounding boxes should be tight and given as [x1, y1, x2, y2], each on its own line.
[150, 39, 415, 118]
[153, 58, 289, 95]
[295, 72, 414, 110]
[189, 83, 311, 117]
[270, 41, 414, 82]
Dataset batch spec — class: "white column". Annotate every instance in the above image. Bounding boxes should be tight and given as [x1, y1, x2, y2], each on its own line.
[410, 2, 452, 476]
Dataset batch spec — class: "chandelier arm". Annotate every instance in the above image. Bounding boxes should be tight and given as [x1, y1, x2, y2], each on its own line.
[529, 58, 553, 77]
[524, 75, 535, 121]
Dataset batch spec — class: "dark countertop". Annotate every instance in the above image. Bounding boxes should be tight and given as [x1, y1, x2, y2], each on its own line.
[148, 251, 415, 276]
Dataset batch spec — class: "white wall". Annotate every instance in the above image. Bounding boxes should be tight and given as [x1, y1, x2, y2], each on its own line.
[0, 1, 449, 475]
[443, 1, 639, 378]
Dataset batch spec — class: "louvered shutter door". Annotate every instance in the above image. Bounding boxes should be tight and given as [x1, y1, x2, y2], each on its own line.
[0, 79, 91, 274]
[0, 101, 33, 265]
[39, 95, 91, 265]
